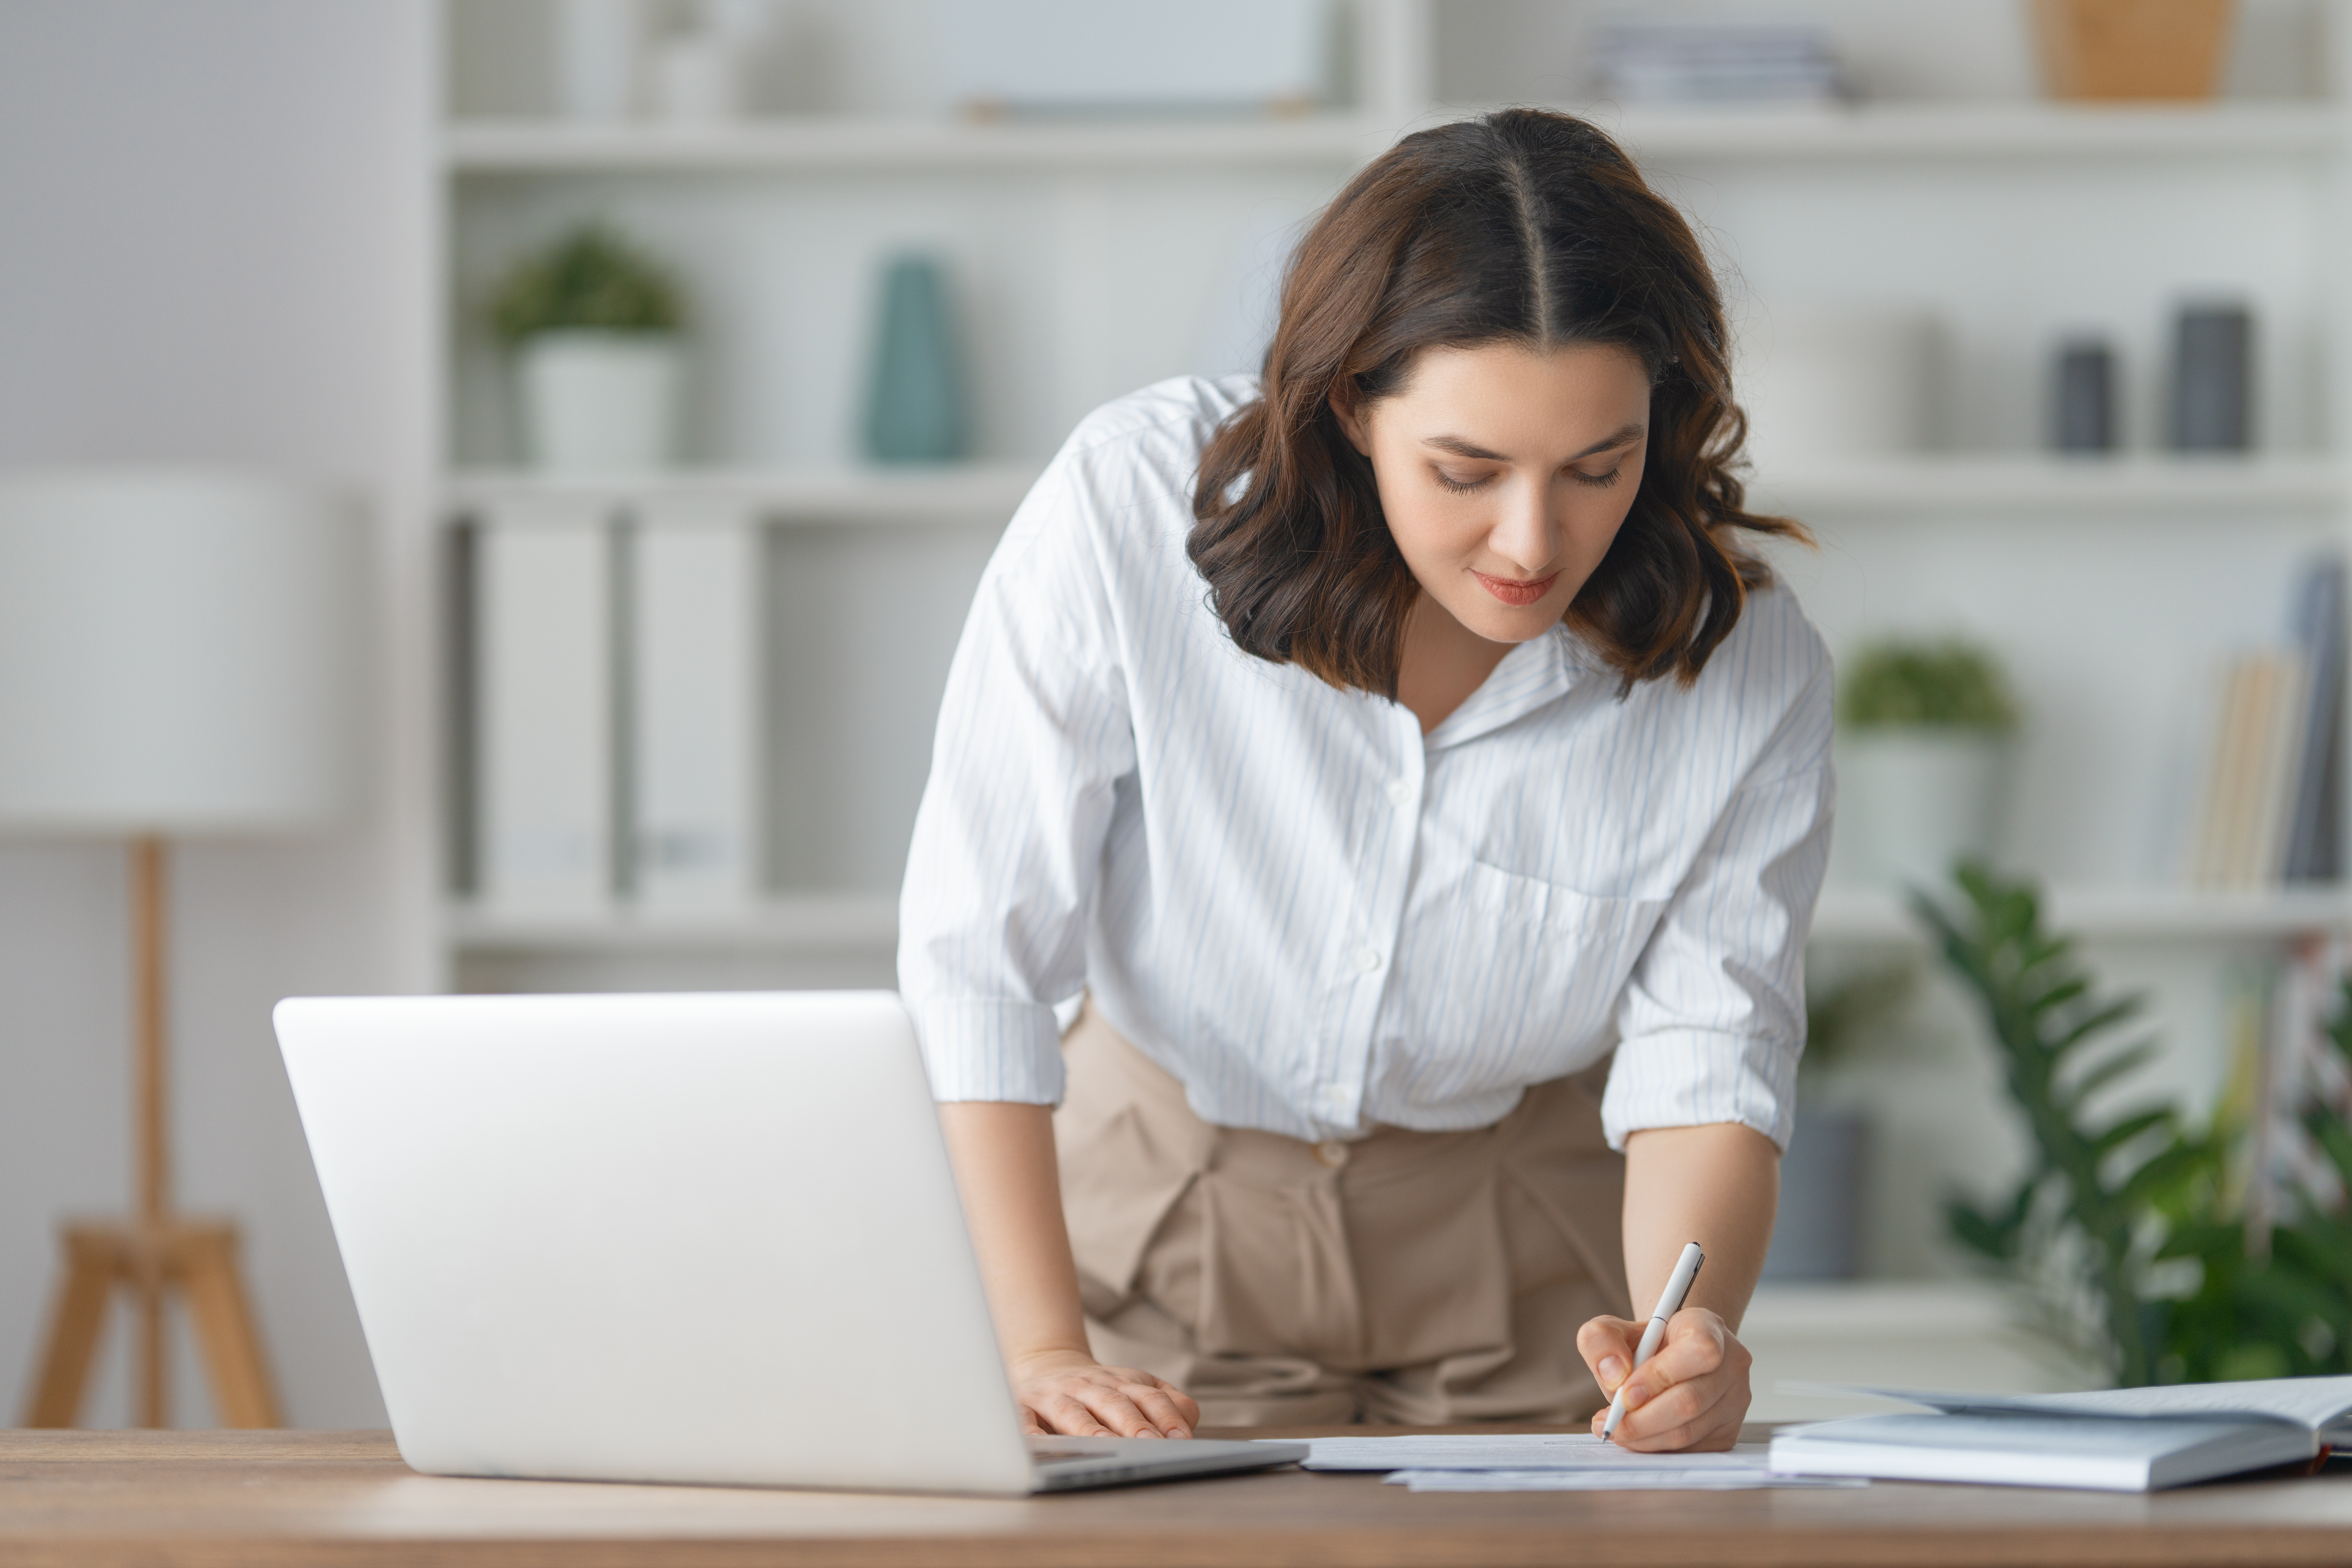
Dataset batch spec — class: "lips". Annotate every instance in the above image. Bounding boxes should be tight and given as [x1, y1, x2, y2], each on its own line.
[1473, 570, 1560, 607]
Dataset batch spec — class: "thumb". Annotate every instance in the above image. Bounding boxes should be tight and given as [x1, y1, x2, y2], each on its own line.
[1576, 1314, 1643, 1395]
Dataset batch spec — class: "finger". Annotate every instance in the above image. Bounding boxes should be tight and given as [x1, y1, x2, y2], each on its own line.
[1130, 1385, 1195, 1438]
[1576, 1315, 1642, 1395]
[1611, 1374, 1726, 1450]
[1070, 1385, 1164, 1438]
[1021, 1410, 1050, 1437]
[1159, 1383, 1202, 1430]
[1036, 1391, 1113, 1437]
[1614, 1313, 1729, 1412]
[1093, 1367, 1199, 1436]
[1616, 1330, 1752, 1452]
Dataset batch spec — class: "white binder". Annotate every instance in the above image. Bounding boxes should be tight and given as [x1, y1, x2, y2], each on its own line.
[477, 498, 615, 913]
[629, 503, 765, 910]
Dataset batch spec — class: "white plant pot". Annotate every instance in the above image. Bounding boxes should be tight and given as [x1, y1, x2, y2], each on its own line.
[518, 332, 681, 473]
[1833, 729, 2010, 893]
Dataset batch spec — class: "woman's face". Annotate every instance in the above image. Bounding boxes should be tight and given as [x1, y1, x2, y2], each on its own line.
[1338, 339, 1651, 646]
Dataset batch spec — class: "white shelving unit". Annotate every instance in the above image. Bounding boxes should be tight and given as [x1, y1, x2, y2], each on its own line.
[445, 892, 899, 954]
[435, 0, 2352, 948]
[1577, 100, 2344, 160]
[444, 461, 1042, 523]
[446, 114, 1389, 172]
[1813, 883, 2352, 946]
[1751, 454, 2344, 516]
[436, 0, 2352, 1317]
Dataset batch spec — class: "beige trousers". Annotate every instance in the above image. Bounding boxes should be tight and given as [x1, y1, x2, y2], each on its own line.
[1054, 1006, 1631, 1427]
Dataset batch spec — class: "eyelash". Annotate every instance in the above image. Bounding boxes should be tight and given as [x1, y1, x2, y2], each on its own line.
[1433, 466, 1624, 494]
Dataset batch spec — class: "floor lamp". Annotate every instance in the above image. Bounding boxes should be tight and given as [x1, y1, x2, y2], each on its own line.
[0, 472, 369, 1428]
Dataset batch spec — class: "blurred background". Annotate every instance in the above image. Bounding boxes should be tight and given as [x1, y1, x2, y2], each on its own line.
[5, 0, 2351, 1429]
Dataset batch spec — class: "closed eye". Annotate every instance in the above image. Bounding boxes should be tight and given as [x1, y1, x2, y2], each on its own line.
[1434, 468, 1495, 494]
[1569, 464, 1625, 489]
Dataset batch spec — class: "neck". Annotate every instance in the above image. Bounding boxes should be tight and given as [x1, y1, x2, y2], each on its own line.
[1395, 593, 1515, 735]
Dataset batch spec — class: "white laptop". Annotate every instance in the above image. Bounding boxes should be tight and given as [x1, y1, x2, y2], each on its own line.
[274, 989, 1306, 1495]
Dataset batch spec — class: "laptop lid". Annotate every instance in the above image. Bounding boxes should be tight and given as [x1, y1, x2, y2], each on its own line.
[275, 990, 1037, 1495]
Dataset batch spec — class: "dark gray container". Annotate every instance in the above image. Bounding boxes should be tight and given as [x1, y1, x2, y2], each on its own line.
[2169, 304, 2254, 452]
[2051, 339, 2116, 452]
[1760, 1107, 1868, 1281]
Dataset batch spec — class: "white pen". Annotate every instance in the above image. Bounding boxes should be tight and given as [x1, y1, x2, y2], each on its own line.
[1600, 1241, 1705, 1444]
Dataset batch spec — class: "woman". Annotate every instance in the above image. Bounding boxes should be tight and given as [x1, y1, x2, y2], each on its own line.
[899, 109, 1829, 1453]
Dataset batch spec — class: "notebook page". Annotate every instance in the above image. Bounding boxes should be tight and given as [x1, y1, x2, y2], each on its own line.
[1785, 1378, 2352, 1435]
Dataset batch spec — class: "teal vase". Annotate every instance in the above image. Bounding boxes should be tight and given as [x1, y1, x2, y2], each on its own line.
[862, 254, 967, 464]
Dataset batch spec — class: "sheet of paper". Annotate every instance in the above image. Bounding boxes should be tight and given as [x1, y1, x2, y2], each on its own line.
[1267, 1433, 1774, 1472]
[1384, 1468, 1871, 1493]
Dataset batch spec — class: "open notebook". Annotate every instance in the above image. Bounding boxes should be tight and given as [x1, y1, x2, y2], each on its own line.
[1769, 1378, 2352, 1492]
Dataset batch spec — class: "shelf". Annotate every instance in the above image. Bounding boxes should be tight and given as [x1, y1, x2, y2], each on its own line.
[444, 893, 900, 954]
[452, 459, 2340, 524]
[452, 886, 2352, 955]
[444, 464, 1044, 522]
[449, 102, 2345, 174]
[1747, 455, 2344, 517]
[1565, 101, 2344, 161]
[1813, 883, 2352, 946]
[445, 114, 1381, 173]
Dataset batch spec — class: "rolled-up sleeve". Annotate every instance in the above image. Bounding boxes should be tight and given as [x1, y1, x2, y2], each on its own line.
[898, 460, 1138, 1105]
[1601, 660, 1835, 1154]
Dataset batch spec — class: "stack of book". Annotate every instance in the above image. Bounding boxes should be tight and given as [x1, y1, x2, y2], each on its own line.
[1592, 24, 1848, 107]
[1770, 1379, 2352, 1491]
[2188, 556, 2344, 889]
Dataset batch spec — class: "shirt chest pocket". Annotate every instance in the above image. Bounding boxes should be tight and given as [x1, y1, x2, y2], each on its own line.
[1460, 862, 1669, 1052]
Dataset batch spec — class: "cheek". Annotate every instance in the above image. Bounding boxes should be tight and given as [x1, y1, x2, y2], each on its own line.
[1372, 473, 1485, 567]
[1567, 478, 1644, 563]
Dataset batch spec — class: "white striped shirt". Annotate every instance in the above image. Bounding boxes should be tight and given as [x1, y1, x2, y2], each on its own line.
[900, 376, 1834, 1151]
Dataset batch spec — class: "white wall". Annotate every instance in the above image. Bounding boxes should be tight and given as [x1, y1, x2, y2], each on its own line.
[0, 0, 435, 1427]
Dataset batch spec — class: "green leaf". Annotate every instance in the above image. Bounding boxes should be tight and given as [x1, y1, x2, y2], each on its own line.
[2062, 1040, 2160, 1110]
[2091, 1106, 2177, 1157]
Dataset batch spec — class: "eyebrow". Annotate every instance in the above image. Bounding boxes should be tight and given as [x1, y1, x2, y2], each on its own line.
[1422, 423, 1647, 462]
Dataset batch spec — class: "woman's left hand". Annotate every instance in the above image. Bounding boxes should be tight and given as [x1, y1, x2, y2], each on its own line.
[1576, 1307, 1752, 1451]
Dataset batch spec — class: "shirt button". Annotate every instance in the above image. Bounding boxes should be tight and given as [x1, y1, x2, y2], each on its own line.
[1385, 779, 1412, 808]
[1314, 1140, 1351, 1169]
[1318, 1083, 1351, 1115]
[1352, 946, 1382, 973]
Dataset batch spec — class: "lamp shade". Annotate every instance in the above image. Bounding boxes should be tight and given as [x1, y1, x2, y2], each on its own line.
[0, 472, 370, 836]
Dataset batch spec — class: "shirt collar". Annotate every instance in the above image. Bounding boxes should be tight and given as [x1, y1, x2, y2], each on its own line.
[1422, 623, 1587, 751]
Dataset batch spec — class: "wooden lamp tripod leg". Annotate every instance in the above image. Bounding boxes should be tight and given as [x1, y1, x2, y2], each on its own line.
[178, 1225, 283, 1428]
[132, 834, 170, 1428]
[16, 837, 282, 1429]
[20, 1228, 120, 1429]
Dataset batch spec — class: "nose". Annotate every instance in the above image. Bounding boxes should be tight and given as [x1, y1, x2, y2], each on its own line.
[1487, 476, 1556, 576]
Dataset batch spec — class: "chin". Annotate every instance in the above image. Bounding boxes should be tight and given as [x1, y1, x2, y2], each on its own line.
[1469, 607, 1564, 645]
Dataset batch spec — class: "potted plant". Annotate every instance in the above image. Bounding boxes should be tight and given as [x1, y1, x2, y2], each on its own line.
[1834, 636, 2020, 891]
[492, 226, 687, 472]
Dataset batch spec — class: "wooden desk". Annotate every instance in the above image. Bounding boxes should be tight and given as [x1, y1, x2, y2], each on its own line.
[5, 1427, 2352, 1568]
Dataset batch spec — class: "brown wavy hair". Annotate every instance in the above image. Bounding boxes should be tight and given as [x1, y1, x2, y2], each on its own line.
[1189, 108, 1804, 698]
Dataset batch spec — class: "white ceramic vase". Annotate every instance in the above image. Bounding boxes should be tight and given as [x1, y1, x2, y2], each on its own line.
[1737, 304, 1942, 470]
[1833, 728, 2010, 893]
[518, 332, 681, 473]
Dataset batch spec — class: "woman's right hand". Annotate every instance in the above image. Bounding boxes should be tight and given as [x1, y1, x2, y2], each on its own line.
[1010, 1347, 1198, 1438]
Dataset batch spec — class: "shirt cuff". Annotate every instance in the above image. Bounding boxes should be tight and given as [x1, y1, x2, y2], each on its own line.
[1600, 1029, 1799, 1153]
[908, 997, 1067, 1105]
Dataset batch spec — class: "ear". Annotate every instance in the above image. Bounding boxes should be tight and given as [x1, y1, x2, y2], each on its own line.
[1328, 382, 1373, 457]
